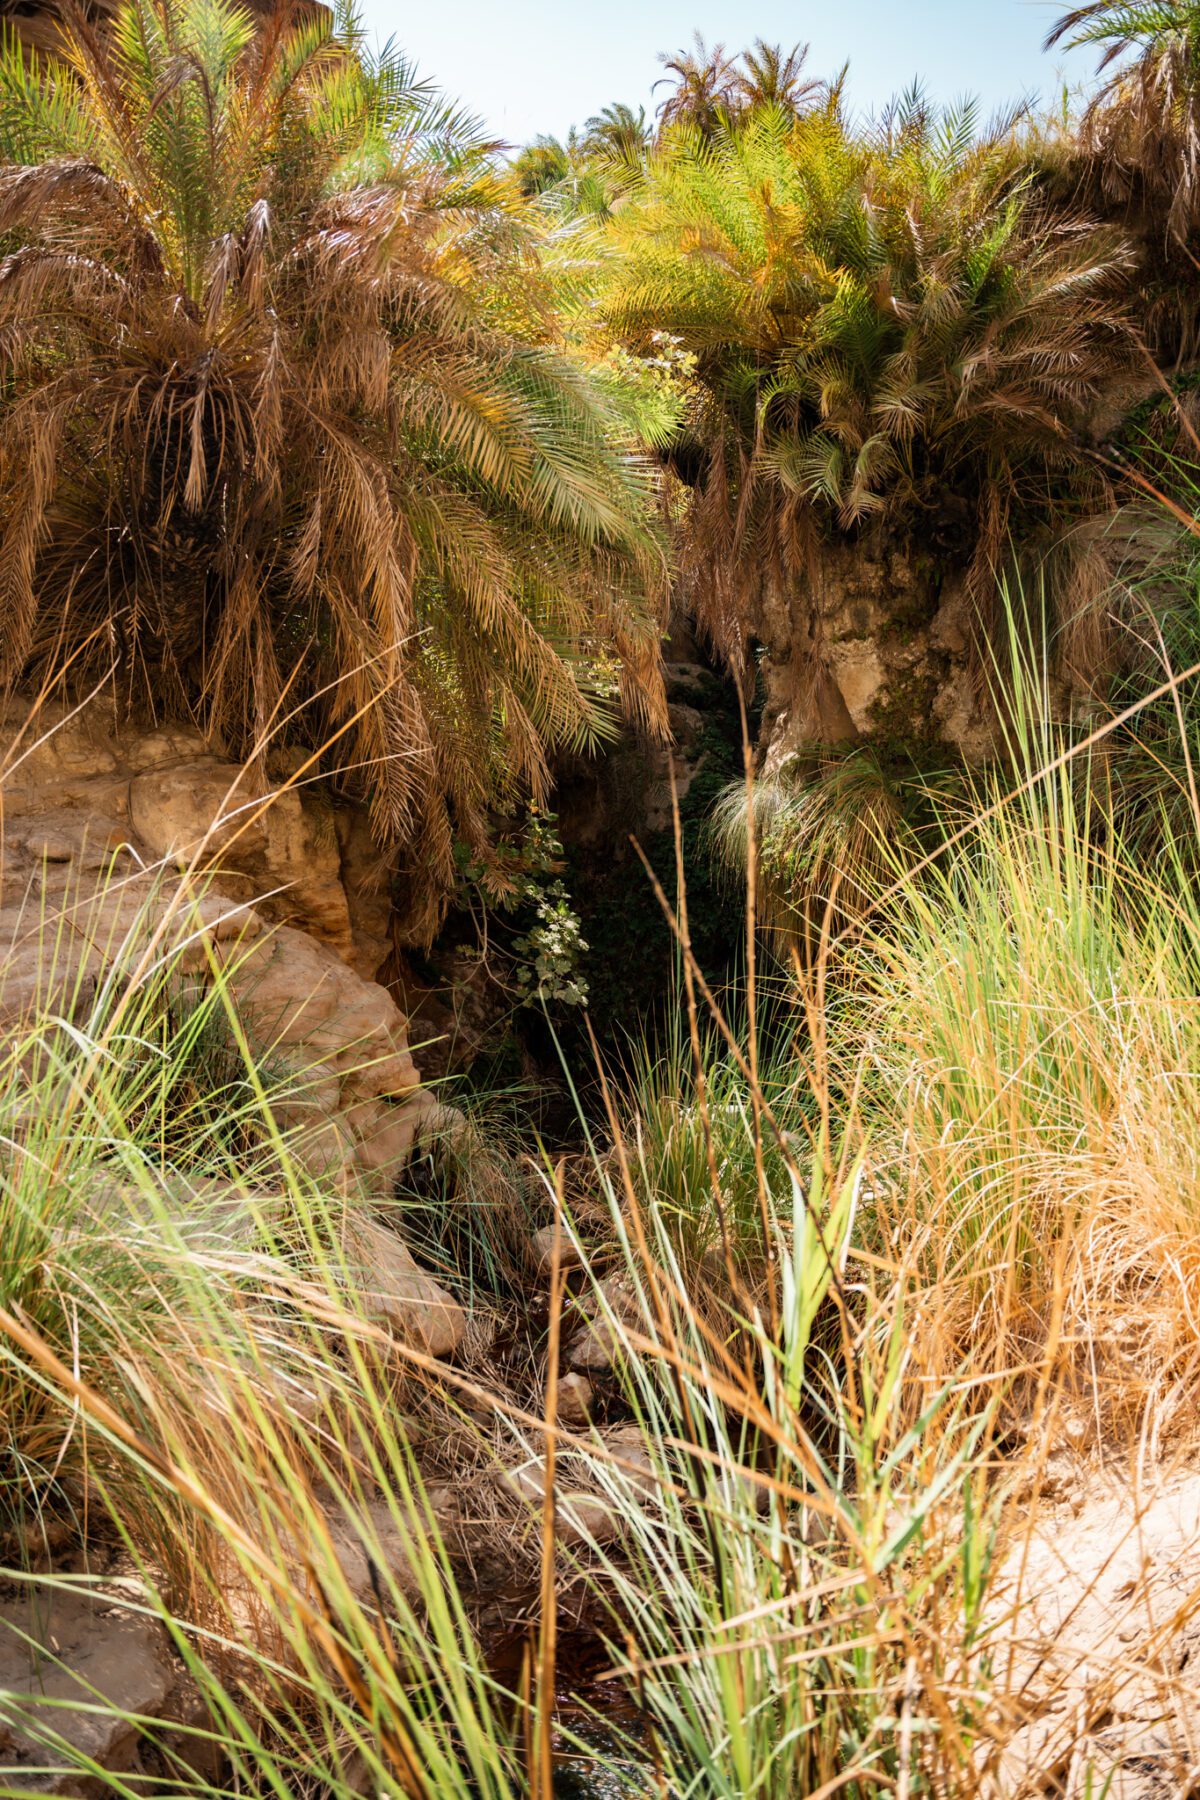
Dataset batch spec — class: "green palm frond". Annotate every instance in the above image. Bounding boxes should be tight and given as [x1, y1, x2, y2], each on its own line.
[0, 32, 97, 159]
[599, 98, 1131, 663]
[1047, 2, 1200, 66]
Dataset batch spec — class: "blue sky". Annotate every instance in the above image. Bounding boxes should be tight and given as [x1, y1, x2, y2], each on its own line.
[360, 0, 1101, 148]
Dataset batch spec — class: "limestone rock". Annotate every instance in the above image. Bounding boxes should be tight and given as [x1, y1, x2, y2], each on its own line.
[129, 760, 353, 958]
[0, 1587, 198, 1795]
[555, 1372, 593, 1425]
[530, 1223, 584, 1276]
[500, 1456, 620, 1547]
[321, 1493, 420, 1612]
[754, 538, 1000, 777]
[600, 1425, 659, 1500]
[342, 1213, 465, 1359]
[0, 697, 430, 1198]
[336, 1098, 422, 1176]
[227, 923, 413, 1071]
[989, 1466, 1200, 1795]
[824, 639, 885, 734]
[566, 1274, 643, 1372]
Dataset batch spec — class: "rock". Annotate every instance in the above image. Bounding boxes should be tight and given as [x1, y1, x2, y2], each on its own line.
[0, 697, 431, 1198]
[0, 1587, 198, 1795]
[501, 1422, 666, 1548]
[747, 539, 1009, 785]
[9, 815, 124, 870]
[530, 1223, 584, 1276]
[336, 1098, 422, 1175]
[228, 925, 404, 1060]
[566, 1275, 643, 1372]
[988, 1466, 1200, 1794]
[343, 1213, 466, 1359]
[599, 1425, 659, 1500]
[556, 1372, 593, 1425]
[130, 762, 271, 862]
[824, 640, 885, 735]
[321, 1494, 420, 1611]
[500, 1457, 620, 1547]
[76, 1170, 289, 1249]
[266, 1069, 345, 1138]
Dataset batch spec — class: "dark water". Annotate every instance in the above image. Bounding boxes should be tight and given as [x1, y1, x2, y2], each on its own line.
[551, 1713, 649, 1797]
[552, 1751, 638, 1799]
[552, 1692, 648, 1800]
[486, 1625, 652, 1799]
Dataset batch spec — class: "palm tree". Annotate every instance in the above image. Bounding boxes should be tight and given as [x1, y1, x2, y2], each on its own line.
[1048, 1, 1200, 73]
[730, 39, 822, 115]
[511, 127, 616, 217]
[710, 745, 914, 951]
[654, 33, 737, 138]
[581, 102, 651, 169]
[1047, 4, 1200, 271]
[602, 97, 1131, 673]
[512, 134, 571, 195]
[0, 0, 667, 939]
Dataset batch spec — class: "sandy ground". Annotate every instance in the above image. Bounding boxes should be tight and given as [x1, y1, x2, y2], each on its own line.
[989, 1457, 1200, 1796]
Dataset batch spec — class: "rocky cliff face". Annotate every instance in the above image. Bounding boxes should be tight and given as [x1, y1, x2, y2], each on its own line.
[749, 535, 994, 775]
[0, 698, 431, 1195]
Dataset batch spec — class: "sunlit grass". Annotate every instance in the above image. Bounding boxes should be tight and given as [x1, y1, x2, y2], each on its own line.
[9, 582, 1200, 1796]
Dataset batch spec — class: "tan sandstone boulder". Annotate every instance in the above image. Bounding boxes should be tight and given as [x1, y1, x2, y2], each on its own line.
[342, 1213, 466, 1359]
[0, 698, 429, 1197]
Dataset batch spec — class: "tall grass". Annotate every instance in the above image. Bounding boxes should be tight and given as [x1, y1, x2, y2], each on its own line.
[0, 841, 1014, 1798]
[1, 1010, 1010, 1799]
[0, 865, 548, 1797]
[611, 1005, 816, 1289]
[807, 610, 1200, 1399]
[563, 1089, 1003, 1799]
[0, 868, 334, 1558]
[9, 580, 1200, 1797]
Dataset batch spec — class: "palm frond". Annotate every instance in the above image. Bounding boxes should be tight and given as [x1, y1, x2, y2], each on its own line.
[0, 0, 667, 941]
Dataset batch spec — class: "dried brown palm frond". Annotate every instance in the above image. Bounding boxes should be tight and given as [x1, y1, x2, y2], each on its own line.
[1046, 525, 1124, 698]
[709, 745, 916, 954]
[1078, 49, 1200, 242]
[0, 0, 668, 940]
[1048, 4, 1200, 350]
